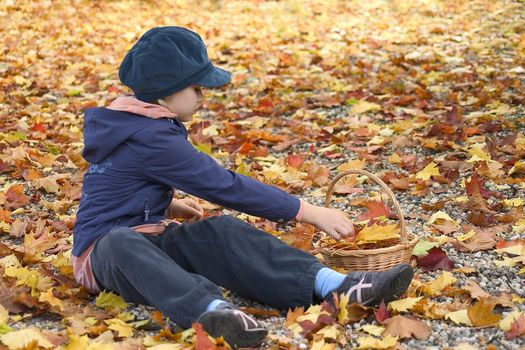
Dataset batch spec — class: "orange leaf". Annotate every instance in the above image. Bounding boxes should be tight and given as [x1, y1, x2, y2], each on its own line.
[285, 307, 305, 328]
[5, 184, 29, 208]
[467, 298, 501, 327]
[193, 322, 216, 350]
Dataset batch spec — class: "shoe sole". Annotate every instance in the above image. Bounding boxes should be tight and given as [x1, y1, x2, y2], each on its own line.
[198, 311, 268, 348]
[364, 264, 414, 306]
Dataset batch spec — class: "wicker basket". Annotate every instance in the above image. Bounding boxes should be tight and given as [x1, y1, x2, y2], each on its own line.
[319, 169, 419, 272]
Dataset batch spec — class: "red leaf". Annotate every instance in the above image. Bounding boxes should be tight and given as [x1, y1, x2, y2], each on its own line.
[193, 322, 217, 350]
[358, 201, 392, 221]
[374, 300, 390, 324]
[465, 171, 497, 199]
[5, 184, 29, 208]
[31, 122, 46, 133]
[416, 247, 455, 271]
[287, 154, 304, 168]
[505, 314, 525, 340]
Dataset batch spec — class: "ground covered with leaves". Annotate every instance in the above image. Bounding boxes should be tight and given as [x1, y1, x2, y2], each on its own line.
[1, 0, 525, 349]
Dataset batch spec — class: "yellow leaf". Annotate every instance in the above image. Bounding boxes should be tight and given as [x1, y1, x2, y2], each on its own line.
[359, 324, 385, 337]
[316, 324, 338, 341]
[454, 195, 469, 203]
[445, 309, 472, 326]
[467, 144, 494, 163]
[338, 291, 350, 324]
[503, 198, 524, 207]
[494, 257, 517, 268]
[0, 221, 10, 233]
[349, 101, 381, 115]
[512, 294, 525, 304]
[499, 311, 525, 331]
[357, 334, 398, 349]
[0, 305, 8, 325]
[105, 318, 134, 338]
[95, 291, 128, 311]
[0, 327, 54, 349]
[415, 162, 440, 181]
[513, 219, 525, 234]
[337, 159, 366, 172]
[428, 271, 457, 293]
[202, 124, 219, 136]
[66, 334, 89, 350]
[116, 311, 135, 322]
[456, 230, 476, 242]
[495, 244, 524, 256]
[367, 135, 385, 146]
[509, 160, 525, 175]
[387, 153, 402, 164]
[38, 288, 64, 311]
[4, 266, 53, 296]
[356, 223, 400, 244]
[0, 255, 21, 269]
[426, 211, 457, 225]
[388, 297, 423, 313]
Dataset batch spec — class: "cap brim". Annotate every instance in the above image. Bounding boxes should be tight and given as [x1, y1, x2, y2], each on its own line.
[193, 65, 231, 88]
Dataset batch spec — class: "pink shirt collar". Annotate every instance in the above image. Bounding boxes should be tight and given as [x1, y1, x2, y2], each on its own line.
[107, 95, 177, 119]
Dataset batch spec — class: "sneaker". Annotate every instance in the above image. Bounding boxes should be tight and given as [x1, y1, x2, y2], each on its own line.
[197, 302, 268, 348]
[325, 264, 414, 307]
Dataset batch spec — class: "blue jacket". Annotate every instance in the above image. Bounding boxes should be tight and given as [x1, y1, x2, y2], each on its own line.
[72, 108, 301, 256]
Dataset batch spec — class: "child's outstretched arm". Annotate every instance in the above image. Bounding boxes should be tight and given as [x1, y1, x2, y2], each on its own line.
[296, 200, 355, 240]
[142, 122, 355, 240]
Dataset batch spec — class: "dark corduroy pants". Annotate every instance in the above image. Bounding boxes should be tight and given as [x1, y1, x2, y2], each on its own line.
[90, 215, 325, 327]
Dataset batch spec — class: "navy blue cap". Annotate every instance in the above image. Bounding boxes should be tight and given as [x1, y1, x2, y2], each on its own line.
[118, 26, 231, 102]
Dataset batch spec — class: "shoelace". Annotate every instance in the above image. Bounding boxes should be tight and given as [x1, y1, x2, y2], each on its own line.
[345, 275, 373, 304]
[230, 310, 266, 332]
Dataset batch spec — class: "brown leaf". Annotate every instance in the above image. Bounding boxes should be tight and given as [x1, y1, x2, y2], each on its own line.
[285, 307, 304, 328]
[10, 219, 29, 238]
[466, 190, 495, 214]
[384, 315, 430, 340]
[239, 307, 280, 318]
[389, 177, 410, 190]
[280, 224, 315, 252]
[467, 298, 501, 327]
[347, 303, 373, 323]
[449, 230, 496, 252]
[505, 314, 525, 340]
[5, 184, 29, 208]
[463, 281, 490, 299]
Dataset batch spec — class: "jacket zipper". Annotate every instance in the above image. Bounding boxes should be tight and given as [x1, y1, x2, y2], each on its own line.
[144, 200, 150, 222]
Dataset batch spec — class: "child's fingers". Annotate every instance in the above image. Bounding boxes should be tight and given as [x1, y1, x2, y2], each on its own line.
[188, 206, 203, 218]
[328, 230, 341, 240]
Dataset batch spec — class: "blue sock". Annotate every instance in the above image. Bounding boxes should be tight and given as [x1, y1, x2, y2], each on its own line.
[314, 267, 347, 298]
[206, 299, 226, 312]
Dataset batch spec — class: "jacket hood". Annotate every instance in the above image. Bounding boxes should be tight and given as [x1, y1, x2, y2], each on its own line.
[82, 107, 157, 163]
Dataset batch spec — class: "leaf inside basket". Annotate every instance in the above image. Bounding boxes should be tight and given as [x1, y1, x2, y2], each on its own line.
[356, 223, 400, 245]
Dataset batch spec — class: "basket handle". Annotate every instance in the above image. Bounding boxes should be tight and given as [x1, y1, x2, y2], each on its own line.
[324, 169, 407, 242]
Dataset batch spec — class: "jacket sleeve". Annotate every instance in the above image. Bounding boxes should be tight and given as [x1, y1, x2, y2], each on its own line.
[142, 125, 301, 223]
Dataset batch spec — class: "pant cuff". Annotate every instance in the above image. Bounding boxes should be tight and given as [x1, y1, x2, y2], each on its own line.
[301, 262, 325, 306]
[189, 294, 224, 326]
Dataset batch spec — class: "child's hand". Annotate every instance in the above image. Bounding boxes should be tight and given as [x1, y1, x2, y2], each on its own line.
[299, 202, 355, 240]
[167, 198, 204, 220]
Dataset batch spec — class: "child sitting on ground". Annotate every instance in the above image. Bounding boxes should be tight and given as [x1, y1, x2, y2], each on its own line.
[71, 26, 413, 348]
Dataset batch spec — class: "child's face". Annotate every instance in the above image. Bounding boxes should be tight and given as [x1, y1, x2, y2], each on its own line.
[160, 85, 204, 122]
